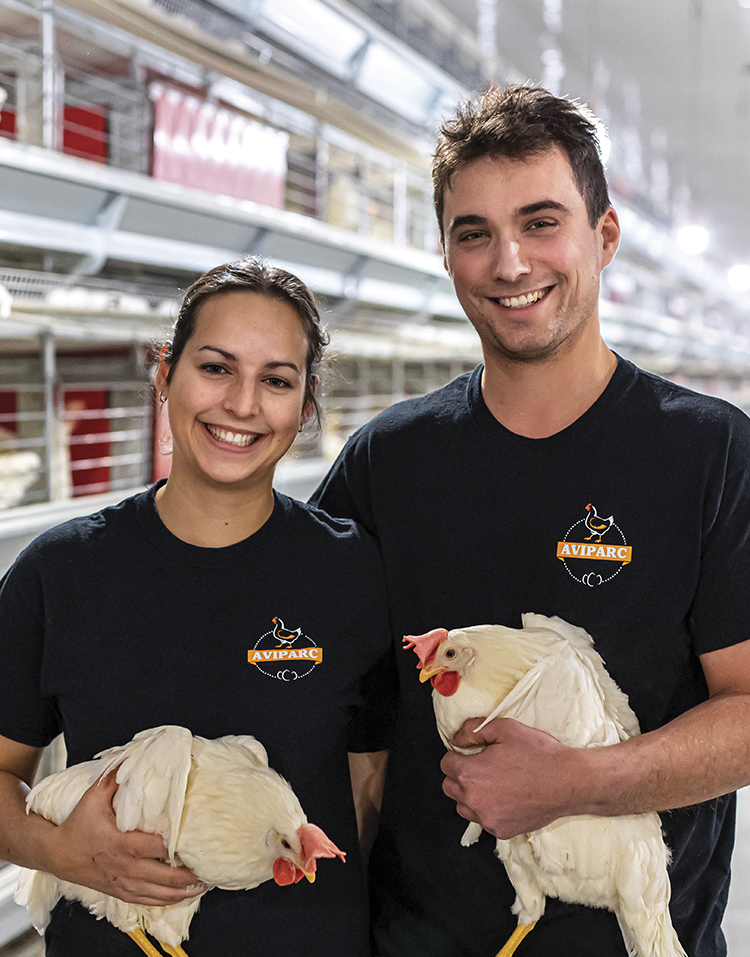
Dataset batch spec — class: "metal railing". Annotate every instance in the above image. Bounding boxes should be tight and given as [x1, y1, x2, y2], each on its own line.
[0, 367, 154, 511]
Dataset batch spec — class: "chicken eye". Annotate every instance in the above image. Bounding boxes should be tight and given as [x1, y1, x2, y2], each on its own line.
[444, 649, 456, 659]
[281, 840, 291, 850]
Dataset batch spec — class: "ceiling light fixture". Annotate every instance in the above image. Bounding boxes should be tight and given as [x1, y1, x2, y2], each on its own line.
[728, 264, 750, 292]
[676, 224, 709, 256]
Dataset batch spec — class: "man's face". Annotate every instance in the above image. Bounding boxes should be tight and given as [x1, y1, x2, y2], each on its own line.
[441, 146, 619, 365]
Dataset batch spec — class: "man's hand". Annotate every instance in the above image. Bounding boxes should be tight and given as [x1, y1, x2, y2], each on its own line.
[441, 716, 578, 839]
[49, 772, 206, 906]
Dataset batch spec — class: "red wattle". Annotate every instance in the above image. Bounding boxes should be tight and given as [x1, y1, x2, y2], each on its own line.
[273, 859, 303, 885]
[431, 671, 460, 696]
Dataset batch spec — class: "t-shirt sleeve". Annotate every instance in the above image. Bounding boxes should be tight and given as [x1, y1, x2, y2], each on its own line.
[346, 640, 398, 753]
[337, 523, 397, 753]
[309, 432, 377, 534]
[0, 551, 61, 747]
[689, 408, 750, 656]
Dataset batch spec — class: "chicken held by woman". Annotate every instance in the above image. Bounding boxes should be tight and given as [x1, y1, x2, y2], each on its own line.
[15, 725, 345, 957]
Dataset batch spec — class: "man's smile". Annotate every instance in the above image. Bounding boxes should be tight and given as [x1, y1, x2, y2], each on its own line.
[490, 286, 553, 309]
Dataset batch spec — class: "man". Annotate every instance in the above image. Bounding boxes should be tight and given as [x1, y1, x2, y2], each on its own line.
[311, 85, 750, 956]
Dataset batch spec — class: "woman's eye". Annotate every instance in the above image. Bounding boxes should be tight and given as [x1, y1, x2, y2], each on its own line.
[202, 363, 227, 374]
[265, 376, 291, 389]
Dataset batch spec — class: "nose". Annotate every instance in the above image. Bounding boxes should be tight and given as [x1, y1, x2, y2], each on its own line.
[223, 375, 260, 420]
[491, 237, 530, 284]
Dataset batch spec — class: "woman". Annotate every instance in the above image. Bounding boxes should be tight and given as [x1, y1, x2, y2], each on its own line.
[0, 259, 393, 956]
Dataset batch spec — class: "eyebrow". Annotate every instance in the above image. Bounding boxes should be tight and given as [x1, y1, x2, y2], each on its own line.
[197, 345, 236, 360]
[516, 200, 571, 216]
[448, 201, 571, 234]
[447, 214, 489, 235]
[197, 345, 301, 374]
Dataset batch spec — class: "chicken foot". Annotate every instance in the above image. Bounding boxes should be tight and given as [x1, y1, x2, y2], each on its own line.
[126, 929, 191, 957]
[159, 943, 191, 957]
[127, 929, 166, 957]
[494, 921, 536, 957]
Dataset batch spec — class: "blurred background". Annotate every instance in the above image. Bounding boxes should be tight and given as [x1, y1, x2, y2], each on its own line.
[0, 0, 749, 951]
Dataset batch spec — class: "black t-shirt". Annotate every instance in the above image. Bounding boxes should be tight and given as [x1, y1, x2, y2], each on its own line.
[312, 356, 750, 957]
[0, 484, 394, 956]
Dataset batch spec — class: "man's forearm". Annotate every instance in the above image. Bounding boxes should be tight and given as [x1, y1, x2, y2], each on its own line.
[442, 692, 750, 840]
[575, 691, 750, 818]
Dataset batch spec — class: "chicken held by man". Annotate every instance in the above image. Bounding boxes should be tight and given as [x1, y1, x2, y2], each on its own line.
[404, 614, 687, 957]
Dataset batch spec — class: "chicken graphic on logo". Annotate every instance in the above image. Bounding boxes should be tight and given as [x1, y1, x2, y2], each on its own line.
[272, 616, 302, 648]
[584, 503, 614, 543]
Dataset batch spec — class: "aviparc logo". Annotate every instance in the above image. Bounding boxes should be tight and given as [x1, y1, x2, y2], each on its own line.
[248, 616, 323, 681]
[556, 502, 632, 587]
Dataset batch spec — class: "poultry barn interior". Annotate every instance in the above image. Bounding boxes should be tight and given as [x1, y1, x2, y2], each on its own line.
[1, 0, 750, 953]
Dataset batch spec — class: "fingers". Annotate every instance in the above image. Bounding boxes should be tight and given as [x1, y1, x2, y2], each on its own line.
[450, 715, 508, 750]
[104, 863, 208, 906]
[451, 716, 559, 751]
[51, 774, 206, 905]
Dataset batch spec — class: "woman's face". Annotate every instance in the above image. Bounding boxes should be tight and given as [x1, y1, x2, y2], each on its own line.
[158, 290, 311, 495]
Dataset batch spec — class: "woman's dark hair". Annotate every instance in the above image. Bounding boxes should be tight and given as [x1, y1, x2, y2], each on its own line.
[163, 258, 329, 427]
[433, 84, 611, 240]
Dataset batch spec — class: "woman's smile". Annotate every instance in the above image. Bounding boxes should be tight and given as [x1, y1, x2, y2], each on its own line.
[203, 422, 263, 448]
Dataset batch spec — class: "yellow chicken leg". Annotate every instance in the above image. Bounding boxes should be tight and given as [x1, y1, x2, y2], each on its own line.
[494, 921, 537, 957]
[126, 929, 166, 957]
[126, 930, 191, 957]
[159, 942, 192, 957]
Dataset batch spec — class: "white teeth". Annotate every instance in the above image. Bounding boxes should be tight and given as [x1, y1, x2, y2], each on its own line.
[498, 289, 547, 308]
[206, 425, 257, 447]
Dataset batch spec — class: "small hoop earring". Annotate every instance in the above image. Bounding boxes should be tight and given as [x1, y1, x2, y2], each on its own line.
[158, 391, 166, 405]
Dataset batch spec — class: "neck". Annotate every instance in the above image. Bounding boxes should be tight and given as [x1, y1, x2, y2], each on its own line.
[481, 337, 617, 439]
[155, 472, 275, 547]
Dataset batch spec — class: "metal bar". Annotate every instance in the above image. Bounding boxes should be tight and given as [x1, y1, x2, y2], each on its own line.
[67, 428, 149, 446]
[41, 0, 59, 153]
[0, 408, 149, 423]
[41, 332, 56, 501]
[69, 452, 144, 470]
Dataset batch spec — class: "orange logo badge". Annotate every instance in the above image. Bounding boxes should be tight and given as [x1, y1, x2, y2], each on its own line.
[248, 617, 323, 680]
[556, 503, 632, 587]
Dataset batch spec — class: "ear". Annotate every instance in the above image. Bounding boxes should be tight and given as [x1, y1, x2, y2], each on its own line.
[155, 343, 171, 396]
[300, 374, 319, 426]
[442, 242, 450, 277]
[598, 207, 620, 269]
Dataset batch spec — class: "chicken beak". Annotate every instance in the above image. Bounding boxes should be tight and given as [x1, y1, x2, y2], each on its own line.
[304, 871, 316, 883]
[419, 663, 442, 683]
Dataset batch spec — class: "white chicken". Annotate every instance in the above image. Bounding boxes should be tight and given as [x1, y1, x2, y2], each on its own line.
[15, 725, 345, 957]
[404, 613, 687, 957]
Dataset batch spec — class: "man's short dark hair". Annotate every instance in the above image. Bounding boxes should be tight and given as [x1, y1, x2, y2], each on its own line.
[433, 84, 611, 240]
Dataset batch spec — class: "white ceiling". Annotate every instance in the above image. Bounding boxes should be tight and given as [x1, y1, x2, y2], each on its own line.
[432, 0, 750, 273]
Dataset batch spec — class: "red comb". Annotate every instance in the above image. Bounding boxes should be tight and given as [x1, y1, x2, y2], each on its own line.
[298, 823, 346, 872]
[403, 628, 449, 670]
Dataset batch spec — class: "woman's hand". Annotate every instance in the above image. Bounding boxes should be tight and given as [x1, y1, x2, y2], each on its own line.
[49, 771, 206, 905]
